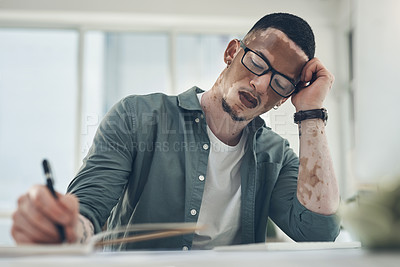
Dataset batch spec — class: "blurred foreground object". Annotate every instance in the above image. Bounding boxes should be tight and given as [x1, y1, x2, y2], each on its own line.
[342, 179, 400, 249]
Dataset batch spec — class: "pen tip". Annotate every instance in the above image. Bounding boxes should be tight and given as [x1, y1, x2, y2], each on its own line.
[42, 159, 50, 174]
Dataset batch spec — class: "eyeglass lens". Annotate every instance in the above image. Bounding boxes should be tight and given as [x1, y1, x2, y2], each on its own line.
[243, 49, 295, 97]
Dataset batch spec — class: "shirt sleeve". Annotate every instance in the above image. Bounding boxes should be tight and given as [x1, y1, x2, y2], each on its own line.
[268, 140, 340, 242]
[67, 98, 137, 233]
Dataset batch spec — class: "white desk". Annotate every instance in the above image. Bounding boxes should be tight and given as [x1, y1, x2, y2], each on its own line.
[1, 248, 399, 267]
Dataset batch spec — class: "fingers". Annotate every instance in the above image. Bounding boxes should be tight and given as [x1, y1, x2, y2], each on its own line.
[28, 185, 72, 225]
[301, 58, 334, 88]
[64, 223, 78, 243]
[301, 58, 320, 82]
[292, 58, 334, 111]
[59, 194, 79, 243]
[11, 185, 79, 244]
[12, 208, 59, 244]
[18, 194, 61, 240]
[59, 194, 79, 222]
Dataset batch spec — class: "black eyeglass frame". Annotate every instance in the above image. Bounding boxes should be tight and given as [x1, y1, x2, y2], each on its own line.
[239, 41, 298, 98]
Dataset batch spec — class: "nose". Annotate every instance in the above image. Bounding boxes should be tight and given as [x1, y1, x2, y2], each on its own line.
[249, 71, 273, 92]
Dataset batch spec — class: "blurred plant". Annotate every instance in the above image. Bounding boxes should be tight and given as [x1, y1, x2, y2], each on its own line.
[341, 179, 400, 249]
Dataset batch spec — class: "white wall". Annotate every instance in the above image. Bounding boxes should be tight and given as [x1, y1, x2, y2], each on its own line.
[353, 0, 400, 183]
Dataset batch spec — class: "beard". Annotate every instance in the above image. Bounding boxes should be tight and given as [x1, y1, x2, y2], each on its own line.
[221, 97, 246, 122]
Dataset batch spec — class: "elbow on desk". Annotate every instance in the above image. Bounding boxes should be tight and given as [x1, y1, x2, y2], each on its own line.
[290, 214, 341, 242]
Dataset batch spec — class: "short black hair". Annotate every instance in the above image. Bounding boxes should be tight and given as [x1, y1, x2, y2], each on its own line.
[245, 13, 315, 60]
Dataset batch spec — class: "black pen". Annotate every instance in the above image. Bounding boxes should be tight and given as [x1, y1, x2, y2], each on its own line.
[42, 159, 66, 242]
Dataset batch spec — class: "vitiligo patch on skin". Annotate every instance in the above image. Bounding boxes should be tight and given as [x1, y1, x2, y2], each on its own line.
[258, 29, 308, 59]
[245, 29, 308, 76]
[298, 157, 323, 204]
[269, 30, 308, 58]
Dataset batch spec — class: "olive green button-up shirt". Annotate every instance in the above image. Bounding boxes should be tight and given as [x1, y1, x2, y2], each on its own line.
[67, 86, 340, 250]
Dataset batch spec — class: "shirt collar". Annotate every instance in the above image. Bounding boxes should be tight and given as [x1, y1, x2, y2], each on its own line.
[177, 86, 204, 111]
[177, 86, 267, 133]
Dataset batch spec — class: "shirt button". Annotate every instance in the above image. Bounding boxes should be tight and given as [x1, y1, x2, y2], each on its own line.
[198, 175, 205, 181]
[194, 118, 200, 123]
[200, 114, 204, 119]
[182, 246, 189, 251]
[190, 209, 197, 216]
[203, 144, 209, 150]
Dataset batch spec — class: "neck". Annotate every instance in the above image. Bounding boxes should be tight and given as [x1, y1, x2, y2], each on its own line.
[200, 88, 249, 146]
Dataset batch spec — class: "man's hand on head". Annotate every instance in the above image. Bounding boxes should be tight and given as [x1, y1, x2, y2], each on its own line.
[291, 58, 334, 112]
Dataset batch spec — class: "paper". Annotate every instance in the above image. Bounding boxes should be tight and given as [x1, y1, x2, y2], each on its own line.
[0, 222, 200, 257]
[214, 241, 362, 251]
[0, 243, 92, 257]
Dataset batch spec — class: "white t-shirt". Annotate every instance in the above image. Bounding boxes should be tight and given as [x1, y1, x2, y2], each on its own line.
[191, 93, 247, 249]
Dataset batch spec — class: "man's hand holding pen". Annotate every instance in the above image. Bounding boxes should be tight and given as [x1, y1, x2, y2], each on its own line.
[11, 185, 79, 244]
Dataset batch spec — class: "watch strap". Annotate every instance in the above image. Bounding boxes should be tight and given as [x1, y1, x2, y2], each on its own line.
[294, 108, 328, 124]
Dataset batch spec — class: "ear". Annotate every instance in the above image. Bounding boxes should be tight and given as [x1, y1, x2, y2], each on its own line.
[224, 39, 240, 65]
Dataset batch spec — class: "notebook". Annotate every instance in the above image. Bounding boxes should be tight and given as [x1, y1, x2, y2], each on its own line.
[0, 222, 200, 257]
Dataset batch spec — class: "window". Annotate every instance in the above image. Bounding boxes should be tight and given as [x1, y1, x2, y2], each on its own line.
[81, 32, 170, 162]
[0, 29, 78, 244]
[80, 32, 239, 161]
[176, 34, 235, 93]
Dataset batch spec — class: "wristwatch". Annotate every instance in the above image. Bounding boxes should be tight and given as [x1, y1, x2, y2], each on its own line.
[294, 108, 328, 125]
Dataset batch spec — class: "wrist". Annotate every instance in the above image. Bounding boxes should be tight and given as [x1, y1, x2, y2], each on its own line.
[77, 214, 94, 244]
[295, 105, 323, 113]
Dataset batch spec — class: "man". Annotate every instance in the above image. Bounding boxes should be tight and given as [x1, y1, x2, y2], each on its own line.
[11, 13, 340, 250]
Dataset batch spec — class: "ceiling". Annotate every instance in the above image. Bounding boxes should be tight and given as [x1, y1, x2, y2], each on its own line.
[0, 0, 345, 32]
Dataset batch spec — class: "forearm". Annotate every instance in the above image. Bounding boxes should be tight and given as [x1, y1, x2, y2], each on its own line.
[297, 118, 339, 215]
[76, 214, 95, 244]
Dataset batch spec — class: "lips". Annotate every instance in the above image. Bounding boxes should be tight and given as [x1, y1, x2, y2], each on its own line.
[239, 91, 258, 109]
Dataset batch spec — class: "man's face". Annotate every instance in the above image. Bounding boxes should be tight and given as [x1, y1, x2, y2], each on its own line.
[219, 28, 309, 121]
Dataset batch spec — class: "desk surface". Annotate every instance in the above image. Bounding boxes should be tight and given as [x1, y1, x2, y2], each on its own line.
[1, 248, 399, 267]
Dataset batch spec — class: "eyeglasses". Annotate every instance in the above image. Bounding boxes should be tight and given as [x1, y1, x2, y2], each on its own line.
[239, 41, 298, 98]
